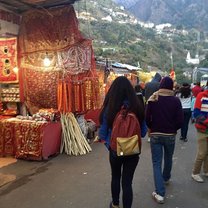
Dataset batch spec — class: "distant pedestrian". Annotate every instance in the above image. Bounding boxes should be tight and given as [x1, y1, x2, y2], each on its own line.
[98, 76, 146, 208]
[145, 76, 183, 204]
[191, 81, 208, 183]
[191, 82, 203, 123]
[144, 72, 162, 142]
[176, 83, 192, 142]
[174, 83, 180, 96]
[144, 72, 162, 102]
[135, 84, 145, 109]
[192, 82, 203, 97]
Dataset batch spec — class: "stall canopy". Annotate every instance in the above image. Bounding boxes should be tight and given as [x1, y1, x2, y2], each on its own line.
[112, 62, 142, 71]
[0, 0, 79, 14]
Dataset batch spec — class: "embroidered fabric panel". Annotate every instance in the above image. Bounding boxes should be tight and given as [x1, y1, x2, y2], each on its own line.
[18, 6, 82, 54]
[22, 68, 59, 114]
[20, 51, 58, 71]
[0, 120, 15, 156]
[15, 121, 47, 160]
[0, 119, 48, 159]
[57, 40, 92, 75]
[0, 38, 18, 83]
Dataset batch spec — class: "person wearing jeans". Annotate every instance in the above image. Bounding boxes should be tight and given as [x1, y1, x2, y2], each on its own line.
[145, 76, 183, 204]
[175, 83, 192, 142]
[150, 135, 175, 197]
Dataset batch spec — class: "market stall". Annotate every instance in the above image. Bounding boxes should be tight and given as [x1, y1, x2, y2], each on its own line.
[0, 3, 101, 160]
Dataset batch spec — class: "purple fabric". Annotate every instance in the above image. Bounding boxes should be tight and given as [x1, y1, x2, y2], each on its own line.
[145, 95, 183, 134]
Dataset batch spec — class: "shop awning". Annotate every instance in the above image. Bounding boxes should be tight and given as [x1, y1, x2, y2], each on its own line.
[197, 68, 208, 73]
[0, 0, 79, 14]
[112, 62, 142, 71]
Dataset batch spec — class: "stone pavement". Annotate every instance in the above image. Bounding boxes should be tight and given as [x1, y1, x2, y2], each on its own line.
[0, 123, 208, 208]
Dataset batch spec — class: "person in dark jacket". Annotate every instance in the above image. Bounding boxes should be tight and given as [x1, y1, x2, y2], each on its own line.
[145, 76, 183, 204]
[144, 72, 162, 142]
[144, 72, 162, 102]
[135, 84, 145, 109]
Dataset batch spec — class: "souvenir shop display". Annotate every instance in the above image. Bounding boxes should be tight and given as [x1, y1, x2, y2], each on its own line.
[0, 37, 21, 117]
[0, 5, 102, 160]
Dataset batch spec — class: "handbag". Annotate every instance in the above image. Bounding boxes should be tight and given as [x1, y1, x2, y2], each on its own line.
[116, 135, 140, 156]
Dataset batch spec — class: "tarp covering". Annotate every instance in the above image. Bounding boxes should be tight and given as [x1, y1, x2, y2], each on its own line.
[112, 62, 142, 71]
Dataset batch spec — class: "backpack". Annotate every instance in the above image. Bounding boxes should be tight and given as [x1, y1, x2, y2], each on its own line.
[110, 106, 141, 156]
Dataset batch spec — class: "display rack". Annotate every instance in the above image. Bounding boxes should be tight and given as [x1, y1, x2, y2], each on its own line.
[0, 83, 21, 115]
[0, 83, 20, 102]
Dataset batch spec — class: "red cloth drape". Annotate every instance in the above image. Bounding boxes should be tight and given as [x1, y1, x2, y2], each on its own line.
[18, 5, 99, 114]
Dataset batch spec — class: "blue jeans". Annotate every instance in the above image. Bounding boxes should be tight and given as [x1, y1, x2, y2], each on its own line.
[150, 135, 176, 197]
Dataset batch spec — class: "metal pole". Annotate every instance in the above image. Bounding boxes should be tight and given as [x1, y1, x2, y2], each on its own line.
[170, 52, 173, 69]
[192, 67, 198, 83]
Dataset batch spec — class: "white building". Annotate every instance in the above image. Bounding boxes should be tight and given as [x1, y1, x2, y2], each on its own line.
[186, 51, 200, 65]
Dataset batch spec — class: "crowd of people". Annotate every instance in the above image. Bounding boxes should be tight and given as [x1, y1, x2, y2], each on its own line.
[98, 74, 208, 208]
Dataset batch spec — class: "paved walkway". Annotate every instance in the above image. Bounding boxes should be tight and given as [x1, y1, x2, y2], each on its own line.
[0, 123, 208, 208]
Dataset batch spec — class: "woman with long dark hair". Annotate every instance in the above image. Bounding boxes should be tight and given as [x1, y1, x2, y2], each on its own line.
[99, 76, 146, 208]
[176, 83, 192, 142]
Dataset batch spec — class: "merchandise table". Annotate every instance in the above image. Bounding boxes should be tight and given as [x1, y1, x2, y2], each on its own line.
[0, 118, 62, 160]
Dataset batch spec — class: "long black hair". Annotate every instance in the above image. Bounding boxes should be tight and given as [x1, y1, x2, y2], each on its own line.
[180, 83, 191, 98]
[99, 76, 145, 128]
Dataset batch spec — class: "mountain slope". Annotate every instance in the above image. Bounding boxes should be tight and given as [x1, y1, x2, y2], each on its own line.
[114, 0, 208, 31]
[74, 0, 205, 83]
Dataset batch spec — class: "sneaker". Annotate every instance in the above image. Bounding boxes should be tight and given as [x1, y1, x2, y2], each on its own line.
[109, 202, 119, 208]
[191, 174, 204, 183]
[152, 191, 165, 204]
[184, 138, 188, 142]
[147, 137, 151, 142]
[179, 137, 184, 140]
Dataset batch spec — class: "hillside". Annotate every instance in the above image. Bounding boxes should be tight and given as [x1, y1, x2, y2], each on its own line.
[114, 0, 208, 32]
[74, 0, 208, 83]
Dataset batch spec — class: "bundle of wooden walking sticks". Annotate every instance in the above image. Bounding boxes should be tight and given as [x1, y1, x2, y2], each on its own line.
[60, 113, 92, 156]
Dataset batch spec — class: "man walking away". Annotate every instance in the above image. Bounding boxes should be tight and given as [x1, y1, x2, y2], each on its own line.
[145, 76, 183, 204]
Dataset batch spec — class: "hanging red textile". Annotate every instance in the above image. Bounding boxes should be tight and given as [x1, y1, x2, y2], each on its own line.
[18, 6, 83, 113]
[0, 38, 18, 83]
[18, 6, 83, 54]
